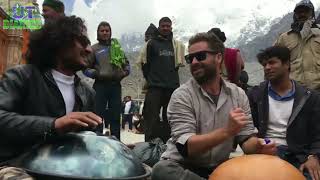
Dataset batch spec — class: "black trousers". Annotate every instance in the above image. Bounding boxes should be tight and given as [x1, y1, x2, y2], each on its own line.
[122, 114, 133, 130]
[93, 81, 121, 140]
[143, 87, 175, 142]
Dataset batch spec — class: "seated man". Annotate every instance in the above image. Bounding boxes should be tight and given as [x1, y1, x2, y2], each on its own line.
[0, 16, 102, 179]
[248, 46, 320, 180]
[151, 32, 276, 180]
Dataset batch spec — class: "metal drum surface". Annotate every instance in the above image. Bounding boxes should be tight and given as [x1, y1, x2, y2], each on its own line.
[13, 131, 151, 179]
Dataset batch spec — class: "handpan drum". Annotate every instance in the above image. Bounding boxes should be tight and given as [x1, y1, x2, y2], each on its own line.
[12, 131, 151, 180]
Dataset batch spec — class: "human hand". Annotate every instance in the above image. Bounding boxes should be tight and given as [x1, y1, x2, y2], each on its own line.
[300, 155, 320, 180]
[256, 138, 277, 155]
[113, 70, 128, 81]
[54, 112, 102, 134]
[226, 108, 248, 136]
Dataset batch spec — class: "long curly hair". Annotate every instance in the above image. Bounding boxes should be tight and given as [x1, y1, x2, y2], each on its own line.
[26, 16, 87, 70]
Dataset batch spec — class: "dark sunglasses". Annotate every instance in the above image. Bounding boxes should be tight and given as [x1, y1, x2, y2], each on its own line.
[185, 50, 218, 64]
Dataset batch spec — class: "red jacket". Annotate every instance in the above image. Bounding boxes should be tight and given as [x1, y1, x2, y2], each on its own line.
[224, 48, 239, 83]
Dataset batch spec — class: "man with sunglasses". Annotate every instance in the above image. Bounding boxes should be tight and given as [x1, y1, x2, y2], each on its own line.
[274, 0, 320, 92]
[152, 32, 276, 180]
[0, 16, 102, 179]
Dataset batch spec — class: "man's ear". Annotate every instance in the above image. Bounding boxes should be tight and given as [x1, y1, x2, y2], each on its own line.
[216, 53, 223, 66]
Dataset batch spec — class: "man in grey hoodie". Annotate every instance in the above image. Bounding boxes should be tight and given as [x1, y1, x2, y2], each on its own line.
[84, 22, 130, 139]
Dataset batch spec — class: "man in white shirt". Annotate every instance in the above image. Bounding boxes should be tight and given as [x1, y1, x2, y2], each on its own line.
[122, 96, 135, 131]
[248, 46, 320, 180]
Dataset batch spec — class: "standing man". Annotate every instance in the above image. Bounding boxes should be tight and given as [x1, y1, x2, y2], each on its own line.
[144, 23, 158, 42]
[0, 16, 102, 179]
[122, 96, 135, 131]
[136, 23, 159, 134]
[139, 23, 158, 93]
[84, 22, 130, 140]
[152, 32, 276, 180]
[141, 17, 185, 142]
[248, 46, 320, 180]
[42, 0, 65, 23]
[274, 0, 320, 92]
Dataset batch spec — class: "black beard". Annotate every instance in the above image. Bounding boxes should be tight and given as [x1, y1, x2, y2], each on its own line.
[192, 67, 217, 85]
[194, 74, 215, 85]
[291, 21, 305, 33]
[63, 58, 86, 72]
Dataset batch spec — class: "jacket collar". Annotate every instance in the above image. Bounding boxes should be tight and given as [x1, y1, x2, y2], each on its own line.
[288, 26, 320, 36]
[288, 81, 311, 126]
[258, 80, 311, 127]
[43, 69, 81, 86]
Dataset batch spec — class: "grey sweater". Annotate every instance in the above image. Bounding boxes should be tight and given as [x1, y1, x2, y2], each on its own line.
[84, 41, 129, 82]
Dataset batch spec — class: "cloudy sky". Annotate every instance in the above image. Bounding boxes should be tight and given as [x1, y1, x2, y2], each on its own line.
[36, 0, 319, 43]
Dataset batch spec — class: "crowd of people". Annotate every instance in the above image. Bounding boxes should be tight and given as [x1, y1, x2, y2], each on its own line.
[0, 0, 320, 179]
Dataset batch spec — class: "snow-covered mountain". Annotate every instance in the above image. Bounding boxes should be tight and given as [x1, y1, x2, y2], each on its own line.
[35, 0, 320, 96]
[37, 0, 319, 46]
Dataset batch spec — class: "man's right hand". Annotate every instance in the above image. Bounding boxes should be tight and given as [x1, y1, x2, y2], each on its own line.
[54, 112, 102, 134]
[226, 108, 248, 136]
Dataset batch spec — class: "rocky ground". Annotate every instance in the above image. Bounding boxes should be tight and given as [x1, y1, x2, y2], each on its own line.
[118, 125, 244, 158]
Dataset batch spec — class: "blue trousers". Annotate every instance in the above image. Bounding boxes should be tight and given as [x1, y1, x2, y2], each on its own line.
[93, 81, 121, 140]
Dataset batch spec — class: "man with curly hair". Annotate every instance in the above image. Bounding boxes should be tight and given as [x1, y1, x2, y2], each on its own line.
[0, 16, 102, 179]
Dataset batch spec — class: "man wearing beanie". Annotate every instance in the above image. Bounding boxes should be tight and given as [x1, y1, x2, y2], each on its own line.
[42, 0, 65, 23]
[274, 0, 320, 92]
[144, 23, 158, 42]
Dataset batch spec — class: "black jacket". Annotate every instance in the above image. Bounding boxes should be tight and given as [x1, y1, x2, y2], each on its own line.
[248, 81, 320, 163]
[143, 33, 180, 89]
[0, 65, 95, 163]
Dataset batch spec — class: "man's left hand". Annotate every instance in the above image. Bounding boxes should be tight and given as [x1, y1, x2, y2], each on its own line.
[256, 138, 277, 155]
[300, 155, 320, 180]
